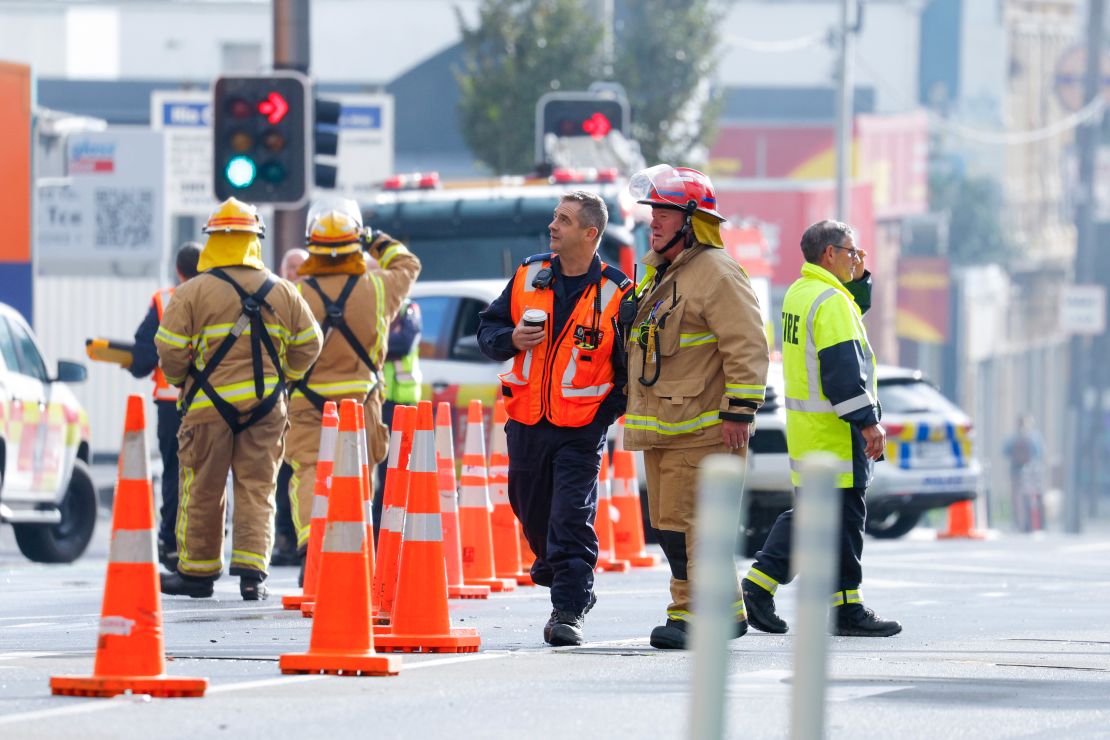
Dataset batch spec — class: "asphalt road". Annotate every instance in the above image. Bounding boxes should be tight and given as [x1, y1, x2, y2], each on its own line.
[1, 510, 1109, 739]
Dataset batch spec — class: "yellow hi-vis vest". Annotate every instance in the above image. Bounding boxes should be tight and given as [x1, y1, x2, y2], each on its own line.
[383, 348, 421, 404]
[781, 262, 877, 489]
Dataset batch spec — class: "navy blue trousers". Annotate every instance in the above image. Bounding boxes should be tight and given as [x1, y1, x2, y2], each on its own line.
[155, 400, 180, 546]
[505, 417, 604, 614]
[752, 486, 866, 591]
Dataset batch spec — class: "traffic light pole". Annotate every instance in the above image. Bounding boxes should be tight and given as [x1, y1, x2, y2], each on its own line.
[272, 0, 311, 268]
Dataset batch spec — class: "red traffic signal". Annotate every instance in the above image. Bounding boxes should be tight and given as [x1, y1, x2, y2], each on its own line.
[257, 92, 290, 124]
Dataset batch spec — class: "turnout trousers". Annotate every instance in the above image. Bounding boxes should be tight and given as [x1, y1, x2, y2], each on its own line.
[505, 417, 604, 615]
[175, 403, 287, 579]
[748, 485, 866, 597]
[284, 396, 388, 550]
[644, 443, 746, 621]
[154, 399, 180, 547]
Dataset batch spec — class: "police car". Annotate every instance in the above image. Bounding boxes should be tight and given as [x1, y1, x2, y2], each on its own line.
[0, 302, 96, 562]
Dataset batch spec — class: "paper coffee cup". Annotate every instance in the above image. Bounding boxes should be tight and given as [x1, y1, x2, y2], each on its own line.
[522, 309, 547, 328]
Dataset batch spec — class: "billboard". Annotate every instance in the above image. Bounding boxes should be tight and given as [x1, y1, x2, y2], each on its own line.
[0, 61, 32, 321]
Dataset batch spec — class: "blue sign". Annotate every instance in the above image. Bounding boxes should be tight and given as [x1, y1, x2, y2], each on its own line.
[162, 101, 211, 127]
[339, 105, 381, 130]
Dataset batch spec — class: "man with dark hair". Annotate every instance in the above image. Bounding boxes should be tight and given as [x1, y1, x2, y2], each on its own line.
[129, 241, 202, 571]
[477, 190, 631, 646]
[742, 219, 901, 638]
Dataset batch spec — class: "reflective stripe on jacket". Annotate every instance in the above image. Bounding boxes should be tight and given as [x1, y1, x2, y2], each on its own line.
[151, 287, 179, 402]
[623, 244, 769, 450]
[498, 257, 627, 427]
[781, 262, 878, 489]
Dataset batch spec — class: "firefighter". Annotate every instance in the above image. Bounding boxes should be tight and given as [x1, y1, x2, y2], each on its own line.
[621, 165, 769, 650]
[155, 197, 322, 601]
[742, 220, 901, 637]
[372, 296, 423, 537]
[127, 242, 201, 572]
[284, 199, 420, 572]
[477, 190, 631, 647]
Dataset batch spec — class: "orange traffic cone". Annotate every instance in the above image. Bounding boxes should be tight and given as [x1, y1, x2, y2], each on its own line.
[596, 449, 631, 572]
[283, 401, 339, 612]
[373, 405, 414, 624]
[458, 400, 515, 592]
[355, 404, 380, 616]
[280, 399, 401, 676]
[611, 417, 660, 567]
[437, 402, 489, 599]
[376, 402, 481, 653]
[51, 396, 207, 698]
[937, 499, 985, 540]
[489, 399, 532, 585]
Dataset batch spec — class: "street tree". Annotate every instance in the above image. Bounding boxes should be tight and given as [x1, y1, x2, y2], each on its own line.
[929, 168, 1016, 266]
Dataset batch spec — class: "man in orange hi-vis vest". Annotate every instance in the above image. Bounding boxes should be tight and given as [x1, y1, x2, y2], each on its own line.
[128, 242, 201, 572]
[477, 191, 632, 647]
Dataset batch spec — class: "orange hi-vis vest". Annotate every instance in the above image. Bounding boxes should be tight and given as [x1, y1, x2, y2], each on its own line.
[498, 254, 630, 428]
[151, 287, 179, 402]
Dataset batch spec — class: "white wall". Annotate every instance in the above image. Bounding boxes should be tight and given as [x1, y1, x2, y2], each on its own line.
[0, 6, 68, 76]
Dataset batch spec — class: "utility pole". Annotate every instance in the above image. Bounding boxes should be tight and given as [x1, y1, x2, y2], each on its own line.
[272, 0, 311, 267]
[1068, 0, 1105, 534]
[834, 0, 856, 222]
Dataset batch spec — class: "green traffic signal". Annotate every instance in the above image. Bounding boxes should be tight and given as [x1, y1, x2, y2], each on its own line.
[226, 155, 257, 189]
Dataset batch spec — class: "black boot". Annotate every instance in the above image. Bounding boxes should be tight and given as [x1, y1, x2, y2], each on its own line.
[834, 605, 902, 637]
[160, 572, 214, 598]
[649, 619, 688, 650]
[270, 533, 300, 567]
[239, 573, 269, 601]
[157, 537, 178, 573]
[742, 579, 789, 634]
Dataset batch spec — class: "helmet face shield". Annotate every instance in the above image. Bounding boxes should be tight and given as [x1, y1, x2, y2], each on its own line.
[305, 209, 362, 255]
[629, 164, 725, 222]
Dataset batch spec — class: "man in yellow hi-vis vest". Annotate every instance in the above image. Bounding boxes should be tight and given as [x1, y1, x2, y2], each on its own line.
[742, 220, 901, 637]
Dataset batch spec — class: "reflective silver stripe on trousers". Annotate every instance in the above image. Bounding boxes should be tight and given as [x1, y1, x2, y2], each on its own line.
[789, 457, 854, 475]
[109, 528, 156, 564]
[404, 513, 443, 542]
[408, 430, 437, 473]
[333, 431, 361, 478]
[317, 425, 338, 463]
[120, 431, 149, 481]
[311, 494, 328, 519]
[832, 393, 874, 416]
[322, 521, 366, 553]
[382, 505, 405, 532]
[459, 486, 489, 507]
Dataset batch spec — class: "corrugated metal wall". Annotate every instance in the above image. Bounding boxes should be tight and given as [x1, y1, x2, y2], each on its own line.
[34, 277, 161, 455]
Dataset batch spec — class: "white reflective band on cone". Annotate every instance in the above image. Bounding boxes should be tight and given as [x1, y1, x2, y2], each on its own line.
[318, 425, 338, 463]
[322, 521, 366, 553]
[99, 616, 136, 637]
[120, 431, 149, 481]
[333, 432, 361, 477]
[408, 431, 437, 473]
[382, 505, 405, 532]
[461, 464, 486, 479]
[440, 489, 459, 511]
[404, 513, 443, 542]
[387, 431, 402, 468]
[364, 500, 373, 526]
[489, 465, 508, 478]
[109, 528, 156, 563]
[459, 486, 488, 507]
[311, 495, 328, 519]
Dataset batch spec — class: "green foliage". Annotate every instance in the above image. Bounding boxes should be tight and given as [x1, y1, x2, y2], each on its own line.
[455, 0, 603, 174]
[929, 168, 1016, 266]
[454, 0, 728, 174]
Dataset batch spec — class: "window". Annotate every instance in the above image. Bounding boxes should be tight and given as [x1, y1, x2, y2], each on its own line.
[877, 379, 961, 415]
[6, 318, 48, 381]
[450, 298, 490, 363]
[415, 296, 453, 360]
[0, 318, 20, 373]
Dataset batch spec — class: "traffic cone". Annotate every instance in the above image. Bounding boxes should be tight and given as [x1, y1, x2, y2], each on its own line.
[438, 402, 489, 599]
[373, 404, 415, 624]
[458, 400, 515, 592]
[280, 399, 401, 676]
[51, 396, 207, 698]
[611, 417, 660, 567]
[489, 399, 532, 586]
[355, 404, 380, 616]
[937, 499, 985, 540]
[596, 449, 630, 572]
[375, 402, 482, 653]
[283, 401, 339, 612]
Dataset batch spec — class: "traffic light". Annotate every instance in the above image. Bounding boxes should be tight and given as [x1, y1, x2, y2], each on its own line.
[537, 92, 627, 141]
[313, 95, 341, 189]
[212, 72, 311, 207]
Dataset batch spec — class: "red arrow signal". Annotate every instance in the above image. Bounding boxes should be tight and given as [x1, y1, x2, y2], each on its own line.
[257, 92, 289, 124]
[581, 112, 612, 139]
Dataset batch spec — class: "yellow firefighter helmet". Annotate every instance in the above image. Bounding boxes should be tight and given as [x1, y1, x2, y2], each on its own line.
[203, 197, 266, 236]
[305, 209, 362, 256]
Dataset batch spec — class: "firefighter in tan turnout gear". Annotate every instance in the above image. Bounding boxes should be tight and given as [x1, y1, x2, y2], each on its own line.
[155, 197, 322, 601]
[621, 165, 769, 650]
[284, 199, 420, 580]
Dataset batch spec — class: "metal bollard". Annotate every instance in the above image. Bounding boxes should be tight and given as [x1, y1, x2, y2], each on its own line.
[688, 453, 748, 740]
[789, 453, 842, 740]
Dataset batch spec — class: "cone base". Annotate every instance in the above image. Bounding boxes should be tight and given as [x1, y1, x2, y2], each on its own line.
[504, 572, 534, 586]
[50, 675, 207, 698]
[464, 577, 516, 592]
[375, 629, 481, 654]
[597, 558, 631, 573]
[282, 593, 312, 610]
[449, 584, 491, 599]
[300, 601, 315, 618]
[279, 651, 401, 676]
[625, 553, 660, 567]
